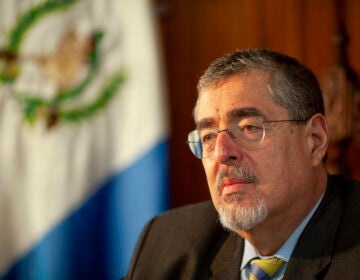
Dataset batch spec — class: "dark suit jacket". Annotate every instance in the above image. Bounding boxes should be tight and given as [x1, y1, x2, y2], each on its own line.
[123, 175, 360, 279]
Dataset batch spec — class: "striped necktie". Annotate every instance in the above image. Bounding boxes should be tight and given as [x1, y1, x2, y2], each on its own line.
[249, 257, 285, 280]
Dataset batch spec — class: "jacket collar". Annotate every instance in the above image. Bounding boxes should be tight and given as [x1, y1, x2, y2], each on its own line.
[283, 176, 343, 279]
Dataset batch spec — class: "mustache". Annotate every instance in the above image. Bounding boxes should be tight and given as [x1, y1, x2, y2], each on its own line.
[216, 165, 260, 194]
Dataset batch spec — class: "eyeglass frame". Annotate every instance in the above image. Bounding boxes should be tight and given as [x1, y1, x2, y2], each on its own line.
[187, 118, 308, 159]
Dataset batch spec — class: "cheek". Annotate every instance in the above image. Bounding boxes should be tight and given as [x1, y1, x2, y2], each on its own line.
[256, 138, 311, 210]
[263, 131, 308, 171]
[202, 161, 221, 209]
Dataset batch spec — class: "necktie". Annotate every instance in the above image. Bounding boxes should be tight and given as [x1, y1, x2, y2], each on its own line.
[249, 257, 285, 280]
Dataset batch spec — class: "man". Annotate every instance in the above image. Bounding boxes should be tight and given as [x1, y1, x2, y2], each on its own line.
[123, 49, 360, 279]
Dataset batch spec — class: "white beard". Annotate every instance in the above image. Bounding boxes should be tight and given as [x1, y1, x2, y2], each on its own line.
[218, 192, 268, 231]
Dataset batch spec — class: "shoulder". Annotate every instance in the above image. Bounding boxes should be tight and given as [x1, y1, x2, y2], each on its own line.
[143, 200, 222, 248]
[324, 174, 360, 227]
[328, 174, 360, 206]
[327, 174, 360, 224]
[154, 200, 218, 227]
[321, 175, 360, 276]
[125, 201, 228, 279]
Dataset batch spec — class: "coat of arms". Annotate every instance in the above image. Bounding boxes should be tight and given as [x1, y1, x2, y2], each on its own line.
[0, 0, 125, 128]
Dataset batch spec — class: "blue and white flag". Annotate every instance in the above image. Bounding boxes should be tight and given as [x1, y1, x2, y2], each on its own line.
[0, 0, 168, 279]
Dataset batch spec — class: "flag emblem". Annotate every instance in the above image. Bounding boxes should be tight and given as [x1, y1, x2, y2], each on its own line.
[0, 0, 125, 128]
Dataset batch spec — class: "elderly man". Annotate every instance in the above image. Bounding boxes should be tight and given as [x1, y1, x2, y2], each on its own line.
[124, 49, 360, 279]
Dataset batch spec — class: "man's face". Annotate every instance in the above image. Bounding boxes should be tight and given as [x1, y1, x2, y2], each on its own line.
[195, 73, 316, 232]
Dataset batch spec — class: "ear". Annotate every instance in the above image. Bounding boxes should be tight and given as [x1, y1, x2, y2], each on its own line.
[306, 114, 329, 167]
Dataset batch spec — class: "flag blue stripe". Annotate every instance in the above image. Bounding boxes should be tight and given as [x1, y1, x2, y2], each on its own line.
[1, 140, 169, 280]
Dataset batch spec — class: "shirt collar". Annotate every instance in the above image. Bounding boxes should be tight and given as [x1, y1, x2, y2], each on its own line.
[240, 191, 325, 269]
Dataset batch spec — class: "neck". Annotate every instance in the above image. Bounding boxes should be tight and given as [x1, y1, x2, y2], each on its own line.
[237, 170, 328, 256]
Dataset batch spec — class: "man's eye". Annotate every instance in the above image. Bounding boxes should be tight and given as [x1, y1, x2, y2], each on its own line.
[242, 124, 262, 133]
[201, 133, 217, 144]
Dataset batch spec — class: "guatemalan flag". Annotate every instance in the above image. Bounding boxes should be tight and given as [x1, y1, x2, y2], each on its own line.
[0, 0, 168, 279]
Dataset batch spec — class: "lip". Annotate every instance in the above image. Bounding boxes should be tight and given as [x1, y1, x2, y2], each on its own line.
[220, 178, 253, 195]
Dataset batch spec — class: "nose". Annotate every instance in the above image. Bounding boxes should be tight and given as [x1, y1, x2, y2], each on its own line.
[214, 129, 242, 164]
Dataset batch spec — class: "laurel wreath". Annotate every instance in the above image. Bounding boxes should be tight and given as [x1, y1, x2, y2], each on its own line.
[0, 0, 126, 126]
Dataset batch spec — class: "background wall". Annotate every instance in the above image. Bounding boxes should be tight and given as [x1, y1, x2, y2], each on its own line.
[153, 0, 360, 207]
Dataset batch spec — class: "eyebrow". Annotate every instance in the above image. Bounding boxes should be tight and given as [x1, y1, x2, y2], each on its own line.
[196, 107, 266, 130]
[228, 107, 265, 119]
[196, 118, 216, 130]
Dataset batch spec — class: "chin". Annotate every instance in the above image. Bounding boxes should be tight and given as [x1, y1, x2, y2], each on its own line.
[218, 194, 269, 232]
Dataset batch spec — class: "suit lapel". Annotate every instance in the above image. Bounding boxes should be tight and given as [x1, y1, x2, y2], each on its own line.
[209, 233, 243, 280]
[284, 177, 344, 279]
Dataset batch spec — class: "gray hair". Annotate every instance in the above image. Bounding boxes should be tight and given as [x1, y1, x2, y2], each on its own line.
[196, 49, 324, 120]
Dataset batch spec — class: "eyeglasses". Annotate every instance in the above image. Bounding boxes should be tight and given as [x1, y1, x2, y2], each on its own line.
[187, 117, 308, 159]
